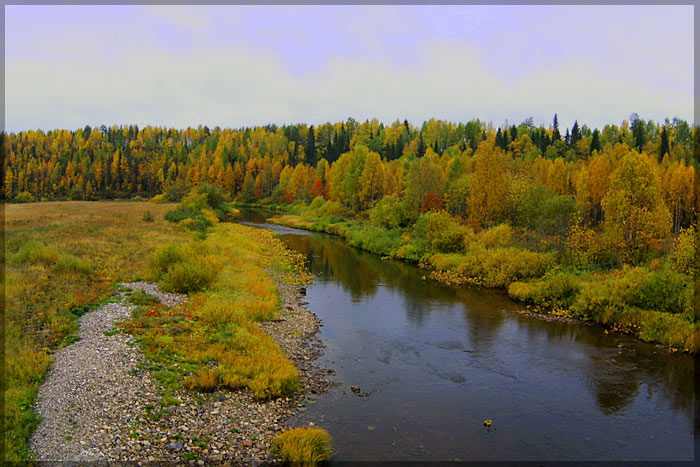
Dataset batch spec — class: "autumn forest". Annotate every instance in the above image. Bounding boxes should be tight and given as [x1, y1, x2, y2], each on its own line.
[3, 114, 698, 351]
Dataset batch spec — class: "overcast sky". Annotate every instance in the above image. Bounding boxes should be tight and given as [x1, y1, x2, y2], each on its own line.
[4, 4, 694, 133]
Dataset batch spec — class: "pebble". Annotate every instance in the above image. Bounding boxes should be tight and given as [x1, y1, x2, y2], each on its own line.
[28, 276, 335, 463]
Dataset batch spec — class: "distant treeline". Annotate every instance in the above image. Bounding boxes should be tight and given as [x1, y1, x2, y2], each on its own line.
[2, 114, 696, 232]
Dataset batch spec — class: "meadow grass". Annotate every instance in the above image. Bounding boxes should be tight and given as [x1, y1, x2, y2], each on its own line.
[126, 223, 309, 399]
[4, 201, 180, 461]
[3, 201, 308, 461]
[273, 427, 333, 465]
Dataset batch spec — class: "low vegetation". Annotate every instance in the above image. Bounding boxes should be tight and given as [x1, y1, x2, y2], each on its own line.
[4, 201, 180, 461]
[124, 223, 306, 398]
[3, 198, 310, 461]
[268, 201, 697, 353]
[273, 427, 333, 465]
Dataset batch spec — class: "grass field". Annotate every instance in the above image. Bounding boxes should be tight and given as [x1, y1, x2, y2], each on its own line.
[3, 201, 306, 461]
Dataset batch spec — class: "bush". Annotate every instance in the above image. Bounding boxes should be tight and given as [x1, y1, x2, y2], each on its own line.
[142, 210, 155, 222]
[11, 241, 59, 266]
[629, 268, 690, 314]
[14, 192, 35, 203]
[318, 200, 345, 217]
[570, 267, 651, 322]
[369, 195, 411, 229]
[668, 226, 696, 277]
[160, 257, 218, 293]
[508, 271, 582, 309]
[347, 224, 403, 256]
[149, 244, 186, 277]
[429, 247, 556, 288]
[162, 180, 191, 202]
[476, 224, 512, 249]
[414, 210, 468, 253]
[302, 196, 326, 218]
[274, 427, 332, 465]
[164, 184, 232, 235]
[53, 255, 93, 275]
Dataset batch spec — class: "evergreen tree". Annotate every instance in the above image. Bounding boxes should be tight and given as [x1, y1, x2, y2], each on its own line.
[552, 114, 561, 141]
[510, 125, 518, 141]
[658, 126, 669, 162]
[570, 120, 581, 146]
[630, 113, 646, 152]
[590, 129, 601, 155]
[305, 125, 317, 167]
[417, 135, 426, 157]
[495, 128, 504, 149]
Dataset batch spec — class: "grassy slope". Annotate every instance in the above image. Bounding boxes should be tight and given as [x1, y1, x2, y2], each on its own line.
[3, 202, 305, 461]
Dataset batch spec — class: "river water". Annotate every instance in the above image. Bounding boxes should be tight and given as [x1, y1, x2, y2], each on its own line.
[239, 210, 696, 462]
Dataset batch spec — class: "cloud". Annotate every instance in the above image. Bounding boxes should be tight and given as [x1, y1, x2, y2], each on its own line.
[4, 5, 694, 132]
[140, 5, 212, 31]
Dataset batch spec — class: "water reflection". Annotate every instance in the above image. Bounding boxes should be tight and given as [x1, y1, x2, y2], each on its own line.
[238, 210, 696, 461]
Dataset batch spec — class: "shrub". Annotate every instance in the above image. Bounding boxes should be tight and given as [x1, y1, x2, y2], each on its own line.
[414, 210, 468, 253]
[429, 247, 556, 288]
[369, 195, 411, 229]
[162, 180, 191, 202]
[14, 191, 35, 203]
[347, 224, 403, 256]
[318, 200, 345, 217]
[629, 268, 690, 314]
[668, 226, 696, 277]
[53, 255, 93, 275]
[274, 427, 332, 465]
[570, 267, 650, 322]
[149, 244, 186, 277]
[163, 184, 232, 235]
[142, 210, 155, 222]
[476, 224, 512, 249]
[11, 241, 59, 266]
[302, 196, 326, 218]
[508, 272, 582, 309]
[160, 257, 218, 293]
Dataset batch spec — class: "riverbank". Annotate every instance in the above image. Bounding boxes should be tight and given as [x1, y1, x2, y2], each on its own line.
[30, 280, 330, 463]
[5, 202, 332, 462]
[265, 210, 696, 353]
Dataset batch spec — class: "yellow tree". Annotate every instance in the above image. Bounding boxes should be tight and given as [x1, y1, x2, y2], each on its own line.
[587, 154, 611, 225]
[545, 158, 568, 195]
[666, 162, 695, 233]
[358, 151, 386, 210]
[602, 151, 671, 263]
[468, 138, 510, 227]
[4, 167, 14, 199]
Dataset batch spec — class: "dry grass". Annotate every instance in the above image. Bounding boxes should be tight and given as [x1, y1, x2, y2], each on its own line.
[274, 427, 333, 465]
[3, 201, 308, 461]
[127, 223, 306, 399]
[4, 201, 180, 461]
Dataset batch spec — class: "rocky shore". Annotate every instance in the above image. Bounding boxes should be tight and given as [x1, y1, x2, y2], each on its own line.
[30, 279, 333, 464]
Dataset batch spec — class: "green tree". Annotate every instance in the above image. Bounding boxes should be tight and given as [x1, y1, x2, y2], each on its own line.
[552, 114, 561, 141]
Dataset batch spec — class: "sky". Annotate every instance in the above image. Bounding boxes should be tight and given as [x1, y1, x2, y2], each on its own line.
[4, 4, 695, 133]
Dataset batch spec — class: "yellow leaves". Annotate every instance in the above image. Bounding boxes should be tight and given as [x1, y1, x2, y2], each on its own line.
[602, 150, 672, 263]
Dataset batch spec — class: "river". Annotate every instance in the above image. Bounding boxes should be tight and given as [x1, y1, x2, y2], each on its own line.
[239, 210, 696, 462]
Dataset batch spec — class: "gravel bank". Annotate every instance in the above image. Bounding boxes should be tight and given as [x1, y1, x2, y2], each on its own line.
[30, 279, 333, 464]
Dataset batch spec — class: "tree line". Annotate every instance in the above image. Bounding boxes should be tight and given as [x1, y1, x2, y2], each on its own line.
[2, 114, 696, 258]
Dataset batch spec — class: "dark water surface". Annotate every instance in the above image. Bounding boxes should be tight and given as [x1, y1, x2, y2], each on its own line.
[239, 211, 696, 462]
